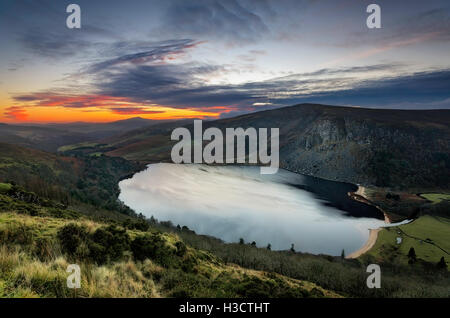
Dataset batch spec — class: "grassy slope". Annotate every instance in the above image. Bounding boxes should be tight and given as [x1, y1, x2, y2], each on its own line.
[0, 194, 337, 298]
[420, 193, 450, 204]
[57, 142, 102, 152]
[365, 215, 449, 264]
[0, 184, 449, 297]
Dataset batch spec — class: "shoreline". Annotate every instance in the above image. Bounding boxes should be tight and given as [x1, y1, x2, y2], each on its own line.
[346, 185, 388, 259]
[346, 228, 381, 259]
[124, 167, 389, 259]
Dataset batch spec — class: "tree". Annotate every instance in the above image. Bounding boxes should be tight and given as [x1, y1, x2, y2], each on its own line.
[149, 216, 157, 224]
[437, 257, 447, 269]
[239, 238, 244, 245]
[57, 223, 88, 256]
[407, 247, 417, 264]
[89, 225, 131, 264]
[341, 249, 345, 259]
[266, 243, 271, 251]
[251, 241, 256, 247]
[131, 235, 157, 261]
[290, 243, 295, 253]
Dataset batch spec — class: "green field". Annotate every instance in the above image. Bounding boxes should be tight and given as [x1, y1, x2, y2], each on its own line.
[89, 152, 103, 157]
[366, 215, 449, 264]
[420, 193, 450, 204]
[57, 142, 101, 152]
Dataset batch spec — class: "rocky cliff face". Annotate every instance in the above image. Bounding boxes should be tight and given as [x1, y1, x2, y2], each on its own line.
[106, 103, 450, 190]
[218, 104, 450, 190]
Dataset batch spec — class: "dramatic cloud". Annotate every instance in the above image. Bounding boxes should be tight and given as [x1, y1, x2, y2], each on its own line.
[95, 64, 450, 109]
[156, 0, 269, 44]
[284, 70, 450, 108]
[89, 61, 402, 107]
[95, 63, 255, 107]
[13, 93, 132, 109]
[13, 61, 450, 112]
[19, 30, 94, 58]
[4, 107, 28, 121]
[2, 0, 450, 123]
[86, 39, 203, 73]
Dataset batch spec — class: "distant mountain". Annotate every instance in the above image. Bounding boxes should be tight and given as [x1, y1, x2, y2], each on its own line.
[103, 104, 450, 190]
[0, 124, 93, 152]
[34, 117, 163, 136]
[100, 119, 193, 160]
[0, 117, 166, 152]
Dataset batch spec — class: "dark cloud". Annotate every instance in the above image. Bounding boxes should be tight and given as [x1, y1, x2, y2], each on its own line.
[19, 30, 93, 58]
[93, 57, 450, 110]
[86, 39, 201, 73]
[156, 0, 269, 44]
[95, 62, 256, 107]
[13, 93, 131, 109]
[14, 47, 450, 111]
[273, 64, 406, 81]
[275, 70, 450, 109]
[4, 0, 450, 116]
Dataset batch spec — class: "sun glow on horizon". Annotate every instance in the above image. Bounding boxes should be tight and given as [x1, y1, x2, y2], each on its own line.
[0, 95, 224, 123]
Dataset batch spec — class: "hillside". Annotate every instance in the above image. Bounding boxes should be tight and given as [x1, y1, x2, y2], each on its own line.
[0, 193, 338, 298]
[40, 117, 163, 138]
[0, 124, 92, 152]
[0, 141, 448, 298]
[0, 118, 159, 152]
[99, 104, 450, 190]
[0, 188, 448, 298]
[0, 142, 143, 214]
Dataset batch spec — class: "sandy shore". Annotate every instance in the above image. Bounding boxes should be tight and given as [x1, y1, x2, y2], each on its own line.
[346, 228, 381, 259]
[345, 185, 387, 259]
[355, 185, 366, 197]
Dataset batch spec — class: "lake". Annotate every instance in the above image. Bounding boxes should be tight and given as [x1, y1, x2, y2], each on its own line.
[119, 163, 394, 256]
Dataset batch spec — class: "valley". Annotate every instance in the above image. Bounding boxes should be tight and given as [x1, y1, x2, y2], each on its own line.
[61, 104, 450, 191]
[0, 103, 448, 298]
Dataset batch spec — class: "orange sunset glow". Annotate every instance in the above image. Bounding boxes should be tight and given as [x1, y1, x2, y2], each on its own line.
[0, 94, 223, 123]
[2, 0, 450, 125]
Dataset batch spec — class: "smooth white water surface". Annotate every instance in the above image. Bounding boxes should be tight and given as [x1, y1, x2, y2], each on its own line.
[119, 163, 392, 256]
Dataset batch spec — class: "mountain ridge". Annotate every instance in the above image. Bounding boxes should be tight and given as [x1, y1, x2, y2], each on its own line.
[102, 103, 450, 190]
[0, 117, 164, 152]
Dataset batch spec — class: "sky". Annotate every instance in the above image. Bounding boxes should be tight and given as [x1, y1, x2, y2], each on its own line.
[1, 0, 450, 123]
